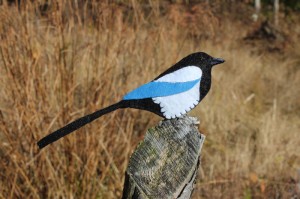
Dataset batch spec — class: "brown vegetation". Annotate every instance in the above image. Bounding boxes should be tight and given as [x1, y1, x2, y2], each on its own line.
[0, 1, 299, 198]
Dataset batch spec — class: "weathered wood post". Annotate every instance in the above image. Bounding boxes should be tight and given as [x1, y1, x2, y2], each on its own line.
[122, 116, 205, 199]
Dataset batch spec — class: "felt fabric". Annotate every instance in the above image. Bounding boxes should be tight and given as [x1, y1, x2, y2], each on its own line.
[155, 66, 202, 83]
[123, 79, 200, 100]
[37, 52, 225, 149]
[150, 65, 203, 119]
[152, 81, 200, 119]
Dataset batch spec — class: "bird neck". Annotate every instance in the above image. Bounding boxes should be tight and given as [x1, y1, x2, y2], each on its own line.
[200, 68, 212, 100]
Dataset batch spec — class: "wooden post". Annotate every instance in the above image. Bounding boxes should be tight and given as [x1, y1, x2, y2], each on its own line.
[122, 116, 205, 199]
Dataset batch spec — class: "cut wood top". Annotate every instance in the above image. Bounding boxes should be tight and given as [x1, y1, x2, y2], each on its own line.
[124, 116, 205, 199]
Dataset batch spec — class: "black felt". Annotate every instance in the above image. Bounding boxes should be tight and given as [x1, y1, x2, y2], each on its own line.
[37, 99, 162, 149]
[122, 98, 163, 117]
[37, 101, 125, 149]
[154, 52, 212, 80]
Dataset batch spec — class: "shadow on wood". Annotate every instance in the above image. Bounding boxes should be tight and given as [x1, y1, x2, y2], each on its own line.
[122, 116, 205, 199]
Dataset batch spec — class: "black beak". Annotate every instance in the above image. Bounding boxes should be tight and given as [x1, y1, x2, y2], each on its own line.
[211, 57, 225, 66]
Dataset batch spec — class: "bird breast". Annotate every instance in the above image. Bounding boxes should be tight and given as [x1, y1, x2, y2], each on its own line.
[152, 66, 202, 119]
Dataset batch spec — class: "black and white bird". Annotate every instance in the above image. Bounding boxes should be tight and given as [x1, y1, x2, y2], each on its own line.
[37, 52, 224, 149]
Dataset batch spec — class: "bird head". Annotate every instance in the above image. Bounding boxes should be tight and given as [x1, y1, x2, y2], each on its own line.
[179, 52, 225, 70]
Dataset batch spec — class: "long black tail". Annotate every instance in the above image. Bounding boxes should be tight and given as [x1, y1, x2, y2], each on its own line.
[37, 101, 125, 149]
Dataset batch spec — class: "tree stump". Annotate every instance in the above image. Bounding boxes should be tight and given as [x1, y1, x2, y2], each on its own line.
[122, 116, 205, 199]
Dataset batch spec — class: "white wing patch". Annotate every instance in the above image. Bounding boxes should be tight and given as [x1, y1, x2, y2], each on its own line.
[155, 66, 202, 83]
[152, 66, 202, 119]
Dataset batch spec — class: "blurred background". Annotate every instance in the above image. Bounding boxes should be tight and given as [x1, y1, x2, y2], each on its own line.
[0, 0, 299, 198]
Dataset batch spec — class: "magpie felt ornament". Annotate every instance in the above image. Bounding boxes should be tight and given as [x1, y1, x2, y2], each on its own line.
[37, 52, 225, 149]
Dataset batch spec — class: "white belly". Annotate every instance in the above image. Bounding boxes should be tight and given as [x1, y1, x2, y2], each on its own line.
[152, 66, 202, 119]
[152, 81, 200, 119]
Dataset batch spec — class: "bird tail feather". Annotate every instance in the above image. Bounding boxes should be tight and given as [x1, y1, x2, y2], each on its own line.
[37, 101, 125, 149]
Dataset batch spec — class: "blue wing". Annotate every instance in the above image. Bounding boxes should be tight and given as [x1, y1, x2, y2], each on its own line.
[123, 78, 200, 100]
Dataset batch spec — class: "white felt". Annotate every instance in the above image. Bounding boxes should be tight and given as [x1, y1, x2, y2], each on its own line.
[152, 66, 202, 119]
[155, 66, 202, 83]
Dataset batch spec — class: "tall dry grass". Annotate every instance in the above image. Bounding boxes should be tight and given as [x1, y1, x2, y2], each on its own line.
[0, 1, 299, 198]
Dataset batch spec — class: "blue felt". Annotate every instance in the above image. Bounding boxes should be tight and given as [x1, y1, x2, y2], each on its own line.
[123, 78, 200, 100]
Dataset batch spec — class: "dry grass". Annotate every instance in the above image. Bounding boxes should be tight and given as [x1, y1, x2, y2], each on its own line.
[0, 1, 299, 198]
